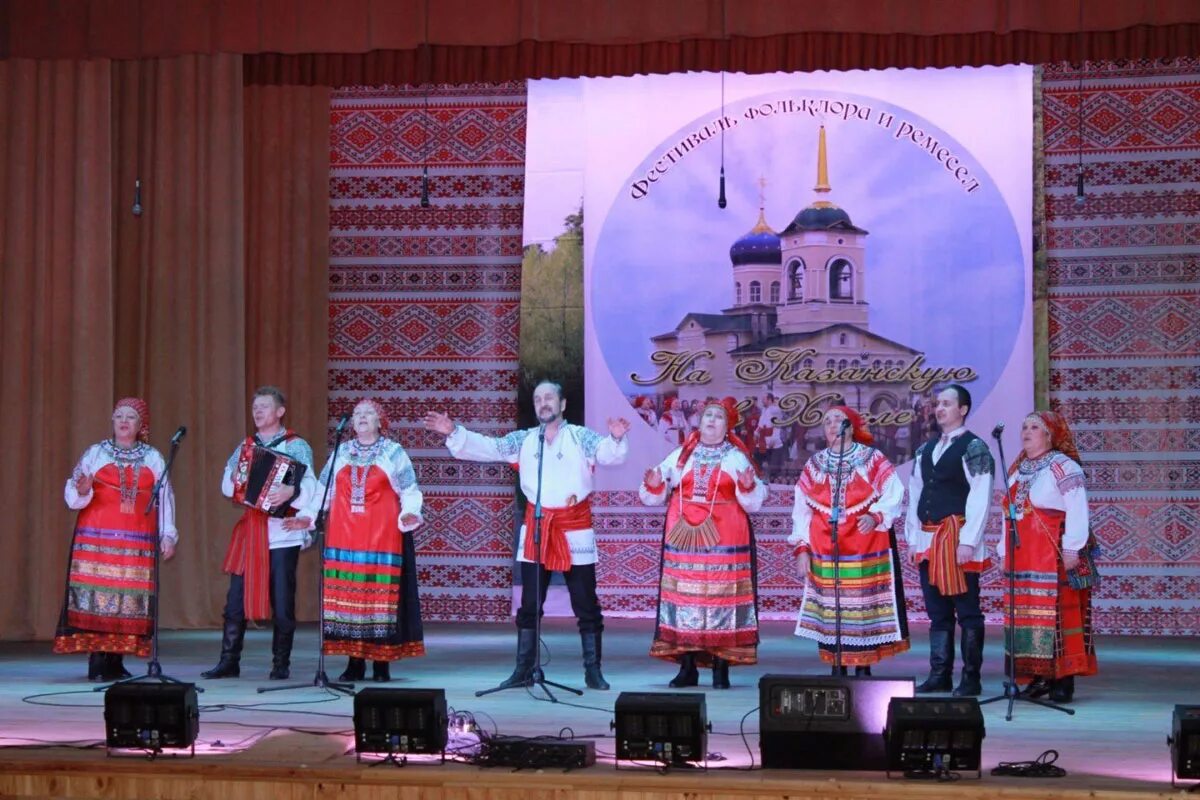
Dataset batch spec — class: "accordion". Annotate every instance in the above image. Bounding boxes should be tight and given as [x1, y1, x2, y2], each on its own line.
[232, 445, 307, 517]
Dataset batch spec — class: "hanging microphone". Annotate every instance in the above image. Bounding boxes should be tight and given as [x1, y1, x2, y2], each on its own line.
[717, 166, 727, 209]
[420, 166, 431, 208]
[991, 421, 1004, 440]
[170, 426, 187, 445]
[335, 413, 351, 433]
[132, 178, 143, 217]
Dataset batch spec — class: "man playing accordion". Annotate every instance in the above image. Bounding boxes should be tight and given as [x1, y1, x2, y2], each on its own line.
[202, 386, 317, 681]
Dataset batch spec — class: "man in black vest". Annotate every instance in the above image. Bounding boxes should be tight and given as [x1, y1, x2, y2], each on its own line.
[904, 384, 994, 696]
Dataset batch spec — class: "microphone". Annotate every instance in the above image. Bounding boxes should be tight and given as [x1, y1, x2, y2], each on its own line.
[991, 421, 1004, 440]
[839, 418, 852, 435]
[170, 426, 187, 445]
[717, 166, 727, 209]
[538, 421, 547, 439]
[335, 413, 351, 433]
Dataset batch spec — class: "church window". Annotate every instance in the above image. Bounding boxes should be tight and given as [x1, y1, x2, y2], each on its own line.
[803, 358, 814, 368]
[873, 359, 882, 369]
[770, 281, 780, 304]
[749, 281, 762, 303]
[826, 359, 835, 369]
[851, 360, 860, 367]
[829, 258, 853, 300]
[838, 359, 848, 370]
[839, 333, 847, 346]
[735, 282, 742, 305]
[788, 259, 805, 300]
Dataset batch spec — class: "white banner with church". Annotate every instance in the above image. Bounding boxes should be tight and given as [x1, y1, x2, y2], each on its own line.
[524, 65, 1033, 492]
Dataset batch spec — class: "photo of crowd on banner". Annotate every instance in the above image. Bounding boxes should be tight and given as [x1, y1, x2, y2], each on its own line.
[632, 389, 944, 483]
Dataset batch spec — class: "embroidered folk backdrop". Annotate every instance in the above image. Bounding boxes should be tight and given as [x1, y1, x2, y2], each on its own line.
[327, 83, 527, 621]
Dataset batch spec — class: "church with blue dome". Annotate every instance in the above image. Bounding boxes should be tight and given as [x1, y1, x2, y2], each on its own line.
[650, 126, 922, 424]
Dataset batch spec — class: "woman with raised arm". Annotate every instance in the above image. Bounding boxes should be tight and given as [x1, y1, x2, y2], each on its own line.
[639, 397, 766, 689]
[55, 398, 178, 681]
[312, 399, 424, 683]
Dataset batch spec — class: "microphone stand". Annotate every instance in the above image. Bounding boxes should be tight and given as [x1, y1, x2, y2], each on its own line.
[259, 417, 355, 696]
[96, 433, 201, 691]
[978, 426, 1073, 720]
[476, 421, 582, 701]
[827, 423, 851, 675]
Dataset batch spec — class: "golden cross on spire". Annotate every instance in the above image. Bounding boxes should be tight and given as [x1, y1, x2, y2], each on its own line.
[757, 175, 768, 209]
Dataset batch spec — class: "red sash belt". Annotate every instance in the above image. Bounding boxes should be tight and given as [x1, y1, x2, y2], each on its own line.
[222, 509, 271, 621]
[924, 515, 968, 597]
[522, 498, 592, 572]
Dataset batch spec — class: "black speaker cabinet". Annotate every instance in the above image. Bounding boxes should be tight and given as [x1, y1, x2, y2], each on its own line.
[353, 687, 448, 756]
[614, 691, 707, 765]
[104, 681, 199, 751]
[759, 674, 914, 770]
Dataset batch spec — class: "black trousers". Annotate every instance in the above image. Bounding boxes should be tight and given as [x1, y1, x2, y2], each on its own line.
[515, 561, 603, 634]
[222, 545, 301, 634]
[918, 560, 984, 634]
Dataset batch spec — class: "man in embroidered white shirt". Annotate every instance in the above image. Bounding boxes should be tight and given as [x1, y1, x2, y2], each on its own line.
[904, 384, 994, 697]
[424, 381, 631, 691]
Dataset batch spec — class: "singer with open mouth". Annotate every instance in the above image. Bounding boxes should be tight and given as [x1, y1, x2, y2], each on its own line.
[424, 381, 630, 691]
[312, 399, 425, 684]
[905, 383, 995, 697]
[789, 405, 909, 676]
[998, 411, 1098, 704]
[202, 386, 318, 682]
[640, 396, 766, 690]
[54, 397, 179, 682]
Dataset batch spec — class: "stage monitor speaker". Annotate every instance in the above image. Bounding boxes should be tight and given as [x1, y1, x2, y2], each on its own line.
[885, 696, 985, 775]
[614, 692, 707, 766]
[758, 674, 914, 770]
[1169, 705, 1200, 783]
[103, 681, 199, 752]
[353, 688, 448, 757]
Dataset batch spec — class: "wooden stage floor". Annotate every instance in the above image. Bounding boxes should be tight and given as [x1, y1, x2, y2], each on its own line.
[1, 618, 1197, 800]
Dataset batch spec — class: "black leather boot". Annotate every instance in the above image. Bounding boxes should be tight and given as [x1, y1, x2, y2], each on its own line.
[269, 628, 294, 680]
[201, 619, 246, 679]
[581, 631, 609, 690]
[105, 653, 132, 680]
[372, 661, 391, 682]
[339, 657, 366, 682]
[669, 652, 699, 687]
[711, 656, 731, 689]
[831, 664, 848, 676]
[1048, 675, 1075, 703]
[916, 629, 954, 693]
[87, 652, 106, 681]
[855, 665, 872, 676]
[497, 628, 538, 689]
[953, 627, 984, 697]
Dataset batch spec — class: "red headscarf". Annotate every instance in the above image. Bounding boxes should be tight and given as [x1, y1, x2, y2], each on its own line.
[675, 396, 758, 473]
[1009, 410, 1082, 475]
[113, 397, 150, 442]
[356, 398, 390, 438]
[827, 405, 874, 445]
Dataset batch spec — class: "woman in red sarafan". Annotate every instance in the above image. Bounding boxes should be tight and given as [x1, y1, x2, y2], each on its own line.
[789, 405, 909, 674]
[640, 397, 767, 690]
[312, 399, 425, 684]
[1000, 410, 1098, 704]
[54, 398, 178, 681]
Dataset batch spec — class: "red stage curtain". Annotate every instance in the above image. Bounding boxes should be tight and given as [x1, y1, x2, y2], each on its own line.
[0, 55, 332, 639]
[3, 0, 1198, 74]
[244, 83, 332, 622]
[0, 59, 117, 640]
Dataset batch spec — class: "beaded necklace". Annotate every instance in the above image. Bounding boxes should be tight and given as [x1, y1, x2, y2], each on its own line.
[1012, 450, 1056, 519]
[348, 438, 386, 513]
[103, 440, 149, 514]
